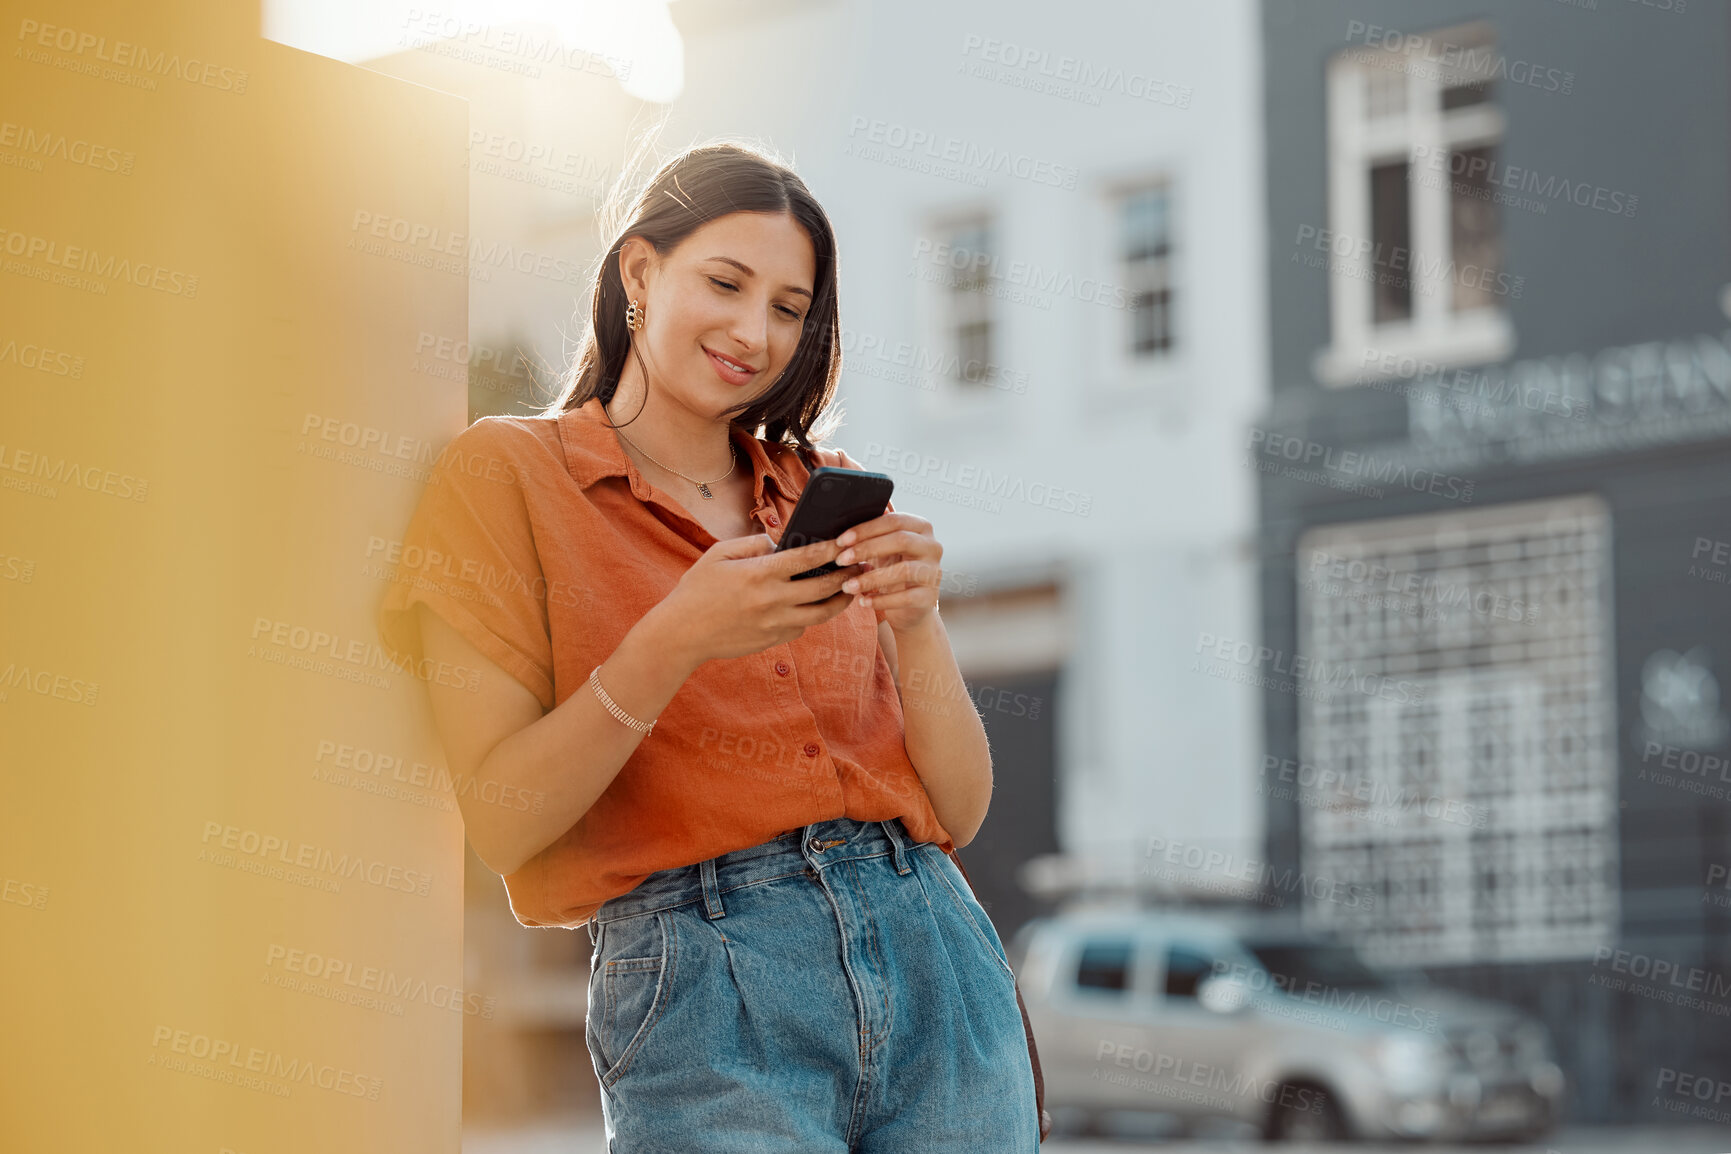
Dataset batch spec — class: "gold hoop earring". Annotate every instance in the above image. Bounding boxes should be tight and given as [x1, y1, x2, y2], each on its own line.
[625, 298, 645, 332]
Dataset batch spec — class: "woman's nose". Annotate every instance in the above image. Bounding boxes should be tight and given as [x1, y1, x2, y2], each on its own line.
[729, 301, 770, 351]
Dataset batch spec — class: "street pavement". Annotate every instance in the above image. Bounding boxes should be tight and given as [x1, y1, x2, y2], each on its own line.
[463, 1114, 1731, 1153]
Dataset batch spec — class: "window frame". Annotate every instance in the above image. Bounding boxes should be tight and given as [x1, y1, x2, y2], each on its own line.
[1119, 179, 1178, 362]
[909, 200, 1016, 427]
[1313, 19, 1513, 385]
[1089, 167, 1188, 404]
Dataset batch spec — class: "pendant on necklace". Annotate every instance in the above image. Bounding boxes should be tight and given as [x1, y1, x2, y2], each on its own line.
[697, 483, 714, 499]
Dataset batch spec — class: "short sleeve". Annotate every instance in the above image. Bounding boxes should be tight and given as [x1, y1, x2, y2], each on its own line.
[814, 444, 896, 516]
[374, 419, 556, 710]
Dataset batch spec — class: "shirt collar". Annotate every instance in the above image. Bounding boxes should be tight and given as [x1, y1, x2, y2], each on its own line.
[558, 394, 800, 508]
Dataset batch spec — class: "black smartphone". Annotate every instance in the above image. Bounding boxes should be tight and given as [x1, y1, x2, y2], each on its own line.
[775, 466, 895, 580]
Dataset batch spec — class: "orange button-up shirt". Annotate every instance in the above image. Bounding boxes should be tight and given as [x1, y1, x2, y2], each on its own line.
[375, 394, 955, 927]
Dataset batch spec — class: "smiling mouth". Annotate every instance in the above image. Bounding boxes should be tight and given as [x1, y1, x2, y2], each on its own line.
[704, 346, 760, 380]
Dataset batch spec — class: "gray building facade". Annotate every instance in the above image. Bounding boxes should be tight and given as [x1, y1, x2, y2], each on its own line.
[1258, 0, 1731, 1124]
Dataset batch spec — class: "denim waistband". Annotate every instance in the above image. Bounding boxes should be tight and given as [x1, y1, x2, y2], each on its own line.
[592, 816, 931, 927]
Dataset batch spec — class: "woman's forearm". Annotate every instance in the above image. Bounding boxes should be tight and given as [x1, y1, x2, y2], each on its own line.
[468, 606, 702, 876]
[888, 613, 994, 846]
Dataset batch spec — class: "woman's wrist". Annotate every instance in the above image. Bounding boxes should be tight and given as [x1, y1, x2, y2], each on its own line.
[580, 608, 702, 744]
[888, 610, 943, 643]
[629, 603, 706, 678]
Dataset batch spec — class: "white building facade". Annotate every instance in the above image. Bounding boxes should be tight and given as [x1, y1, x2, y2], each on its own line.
[663, 0, 1272, 925]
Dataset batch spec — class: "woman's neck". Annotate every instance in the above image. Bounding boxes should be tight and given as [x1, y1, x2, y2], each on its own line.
[603, 380, 738, 482]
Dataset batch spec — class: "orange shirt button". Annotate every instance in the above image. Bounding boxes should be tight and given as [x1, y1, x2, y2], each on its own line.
[775, 660, 791, 676]
[803, 742, 820, 757]
[764, 513, 779, 526]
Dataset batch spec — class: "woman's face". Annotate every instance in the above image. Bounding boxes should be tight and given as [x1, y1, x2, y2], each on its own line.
[625, 211, 818, 417]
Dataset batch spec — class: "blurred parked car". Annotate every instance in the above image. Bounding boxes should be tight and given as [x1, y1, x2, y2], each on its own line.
[1012, 907, 1566, 1142]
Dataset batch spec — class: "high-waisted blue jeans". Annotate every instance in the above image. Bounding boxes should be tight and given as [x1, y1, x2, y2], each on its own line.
[583, 815, 1041, 1152]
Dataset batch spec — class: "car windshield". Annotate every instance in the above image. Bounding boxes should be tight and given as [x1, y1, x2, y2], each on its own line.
[1245, 941, 1389, 991]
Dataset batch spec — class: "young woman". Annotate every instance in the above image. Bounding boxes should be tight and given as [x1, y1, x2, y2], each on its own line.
[377, 141, 1042, 1151]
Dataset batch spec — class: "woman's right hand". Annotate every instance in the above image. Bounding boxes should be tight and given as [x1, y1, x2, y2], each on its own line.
[648, 534, 867, 669]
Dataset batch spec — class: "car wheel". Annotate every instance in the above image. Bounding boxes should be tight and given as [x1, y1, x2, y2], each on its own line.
[1264, 1084, 1350, 1143]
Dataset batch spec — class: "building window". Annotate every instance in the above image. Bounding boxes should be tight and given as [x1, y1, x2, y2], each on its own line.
[1449, 143, 1501, 312]
[1368, 161, 1412, 325]
[1294, 495, 1618, 965]
[1120, 183, 1174, 357]
[937, 214, 994, 386]
[1315, 20, 1512, 384]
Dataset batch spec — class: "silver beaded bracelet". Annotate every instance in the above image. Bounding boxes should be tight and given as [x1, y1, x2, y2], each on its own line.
[588, 664, 657, 736]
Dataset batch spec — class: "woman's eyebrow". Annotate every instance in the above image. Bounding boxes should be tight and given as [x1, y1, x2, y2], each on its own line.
[705, 255, 813, 300]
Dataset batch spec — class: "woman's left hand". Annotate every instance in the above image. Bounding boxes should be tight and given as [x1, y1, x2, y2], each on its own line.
[834, 512, 942, 634]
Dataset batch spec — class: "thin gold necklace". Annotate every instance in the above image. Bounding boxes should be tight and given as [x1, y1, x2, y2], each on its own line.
[610, 421, 739, 499]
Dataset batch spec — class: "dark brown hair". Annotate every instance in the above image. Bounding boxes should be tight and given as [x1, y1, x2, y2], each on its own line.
[545, 139, 843, 452]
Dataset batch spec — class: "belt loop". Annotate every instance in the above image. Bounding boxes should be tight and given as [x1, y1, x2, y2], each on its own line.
[699, 857, 726, 920]
[880, 819, 912, 876]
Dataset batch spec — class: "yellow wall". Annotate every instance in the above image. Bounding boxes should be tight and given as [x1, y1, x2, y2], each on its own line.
[1, 2, 470, 1149]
